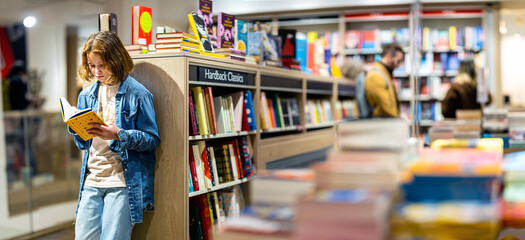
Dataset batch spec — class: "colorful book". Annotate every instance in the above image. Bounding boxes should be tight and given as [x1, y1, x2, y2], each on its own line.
[227, 143, 240, 180]
[267, 98, 277, 129]
[188, 12, 214, 52]
[205, 146, 215, 187]
[190, 145, 206, 190]
[191, 87, 209, 135]
[198, 0, 214, 36]
[188, 168, 194, 193]
[273, 93, 284, 128]
[203, 87, 217, 135]
[235, 19, 248, 51]
[208, 146, 220, 187]
[260, 92, 271, 130]
[59, 97, 106, 141]
[197, 141, 213, 189]
[219, 144, 234, 182]
[132, 5, 152, 45]
[244, 90, 257, 131]
[189, 89, 198, 136]
[217, 12, 235, 49]
[296, 32, 308, 72]
[188, 147, 199, 192]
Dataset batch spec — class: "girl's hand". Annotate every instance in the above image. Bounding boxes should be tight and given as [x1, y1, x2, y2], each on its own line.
[87, 122, 120, 140]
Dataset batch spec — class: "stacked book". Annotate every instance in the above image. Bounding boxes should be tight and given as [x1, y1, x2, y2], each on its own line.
[507, 110, 525, 148]
[124, 44, 148, 55]
[217, 169, 315, 240]
[483, 109, 509, 148]
[295, 119, 409, 240]
[501, 151, 525, 228]
[213, 48, 246, 62]
[154, 32, 200, 54]
[454, 109, 482, 139]
[392, 138, 503, 240]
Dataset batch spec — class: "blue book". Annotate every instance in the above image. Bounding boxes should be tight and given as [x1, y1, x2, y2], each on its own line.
[235, 19, 248, 51]
[247, 31, 262, 56]
[296, 33, 307, 72]
[244, 90, 257, 131]
[188, 168, 194, 193]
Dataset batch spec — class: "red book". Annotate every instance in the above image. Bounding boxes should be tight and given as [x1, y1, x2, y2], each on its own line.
[197, 141, 213, 188]
[233, 139, 244, 179]
[203, 87, 218, 135]
[131, 5, 152, 45]
[188, 145, 200, 192]
[198, 195, 214, 240]
[241, 96, 250, 132]
[189, 90, 198, 136]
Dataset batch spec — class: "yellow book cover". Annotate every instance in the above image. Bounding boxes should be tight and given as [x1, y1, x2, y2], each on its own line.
[449, 26, 457, 50]
[191, 87, 210, 135]
[422, 27, 430, 50]
[202, 52, 226, 59]
[187, 12, 214, 53]
[59, 97, 106, 141]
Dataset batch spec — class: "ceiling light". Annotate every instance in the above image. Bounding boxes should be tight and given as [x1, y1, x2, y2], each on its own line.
[23, 16, 37, 28]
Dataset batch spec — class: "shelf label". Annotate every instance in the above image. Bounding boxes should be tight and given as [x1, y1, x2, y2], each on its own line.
[198, 66, 249, 85]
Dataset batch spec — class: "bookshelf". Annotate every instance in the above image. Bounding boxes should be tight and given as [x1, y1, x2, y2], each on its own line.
[129, 52, 353, 239]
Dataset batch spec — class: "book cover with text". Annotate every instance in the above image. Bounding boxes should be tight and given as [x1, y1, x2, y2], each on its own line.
[198, 0, 214, 35]
[218, 12, 235, 49]
[132, 6, 152, 45]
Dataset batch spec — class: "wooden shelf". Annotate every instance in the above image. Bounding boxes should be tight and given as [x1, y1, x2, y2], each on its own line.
[189, 178, 251, 198]
[189, 131, 256, 141]
[306, 122, 335, 130]
[260, 86, 303, 93]
[261, 126, 303, 134]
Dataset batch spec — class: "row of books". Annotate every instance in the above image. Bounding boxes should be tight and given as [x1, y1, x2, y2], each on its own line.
[334, 100, 358, 121]
[305, 98, 333, 125]
[345, 28, 410, 50]
[259, 92, 301, 130]
[420, 26, 484, 51]
[399, 101, 444, 123]
[155, 31, 201, 54]
[190, 87, 256, 136]
[190, 186, 244, 240]
[189, 137, 254, 193]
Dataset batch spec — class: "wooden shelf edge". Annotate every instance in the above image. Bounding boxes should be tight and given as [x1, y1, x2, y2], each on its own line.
[189, 131, 256, 141]
[188, 177, 253, 197]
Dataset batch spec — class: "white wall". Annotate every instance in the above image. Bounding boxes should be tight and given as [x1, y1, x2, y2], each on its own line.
[500, 8, 525, 107]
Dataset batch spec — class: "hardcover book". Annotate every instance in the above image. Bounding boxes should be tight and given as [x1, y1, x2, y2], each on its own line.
[132, 5, 152, 45]
[188, 12, 214, 53]
[59, 97, 106, 141]
[198, 0, 214, 35]
[243, 90, 257, 131]
[99, 13, 118, 33]
[217, 12, 235, 49]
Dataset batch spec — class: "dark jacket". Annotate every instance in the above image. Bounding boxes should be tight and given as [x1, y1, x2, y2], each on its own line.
[441, 73, 491, 118]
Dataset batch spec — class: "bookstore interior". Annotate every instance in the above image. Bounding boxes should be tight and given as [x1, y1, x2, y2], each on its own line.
[3, 0, 525, 239]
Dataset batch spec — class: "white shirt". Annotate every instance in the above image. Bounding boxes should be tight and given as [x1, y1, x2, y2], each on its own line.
[84, 82, 126, 188]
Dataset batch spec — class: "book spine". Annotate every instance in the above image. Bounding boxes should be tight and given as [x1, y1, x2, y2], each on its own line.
[189, 145, 201, 191]
[213, 97, 226, 134]
[203, 87, 217, 134]
[188, 168, 194, 193]
[233, 139, 244, 179]
[273, 93, 283, 128]
[191, 87, 210, 135]
[198, 141, 213, 189]
[209, 146, 220, 187]
[189, 90, 198, 136]
[244, 90, 257, 131]
[268, 99, 277, 128]
[227, 144, 239, 180]
[221, 144, 234, 182]
[213, 146, 225, 184]
[227, 96, 236, 132]
[205, 147, 215, 187]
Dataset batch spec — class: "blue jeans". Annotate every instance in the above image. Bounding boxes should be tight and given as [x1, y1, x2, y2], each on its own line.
[75, 186, 133, 240]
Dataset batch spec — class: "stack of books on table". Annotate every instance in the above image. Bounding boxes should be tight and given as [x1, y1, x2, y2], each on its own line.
[125, 44, 148, 55]
[216, 169, 315, 240]
[154, 32, 200, 54]
[454, 109, 482, 139]
[294, 119, 410, 240]
[482, 109, 509, 148]
[391, 138, 503, 240]
[508, 110, 525, 148]
[501, 151, 525, 228]
[213, 48, 246, 62]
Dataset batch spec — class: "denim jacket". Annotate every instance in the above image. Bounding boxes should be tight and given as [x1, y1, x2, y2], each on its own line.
[72, 76, 160, 224]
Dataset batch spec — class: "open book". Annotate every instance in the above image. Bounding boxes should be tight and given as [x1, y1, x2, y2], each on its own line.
[59, 97, 106, 141]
